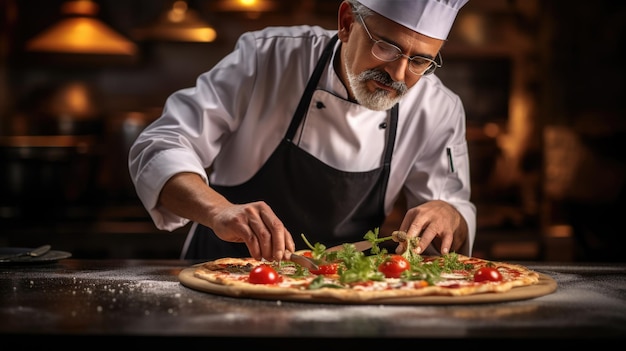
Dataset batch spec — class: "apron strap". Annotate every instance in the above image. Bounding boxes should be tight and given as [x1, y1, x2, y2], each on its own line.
[379, 103, 398, 198]
[383, 104, 398, 167]
[285, 34, 339, 142]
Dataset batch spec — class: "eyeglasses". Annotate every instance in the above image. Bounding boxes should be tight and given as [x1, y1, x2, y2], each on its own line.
[357, 15, 442, 76]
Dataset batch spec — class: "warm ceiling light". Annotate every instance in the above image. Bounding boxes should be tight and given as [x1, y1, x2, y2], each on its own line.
[133, 0, 217, 42]
[25, 0, 137, 56]
[213, 0, 278, 13]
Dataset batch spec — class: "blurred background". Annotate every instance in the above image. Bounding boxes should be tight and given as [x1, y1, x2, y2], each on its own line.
[1, 0, 625, 261]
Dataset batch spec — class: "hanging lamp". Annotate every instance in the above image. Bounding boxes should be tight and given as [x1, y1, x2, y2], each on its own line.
[133, 0, 217, 43]
[211, 0, 278, 19]
[212, 0, 278, 12]
[25, 0, 137, 56]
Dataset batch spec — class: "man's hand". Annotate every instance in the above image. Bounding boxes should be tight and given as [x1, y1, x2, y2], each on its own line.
[208, 200, 296, 262]
[395, 200, 468, 256]
[159, 172, 295, 261]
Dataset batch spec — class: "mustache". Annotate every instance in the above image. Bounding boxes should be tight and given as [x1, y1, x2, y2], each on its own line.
[358, 69, 408, 95]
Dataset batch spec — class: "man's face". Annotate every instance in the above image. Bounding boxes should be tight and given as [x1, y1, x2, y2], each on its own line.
[339, 9, 444, 111]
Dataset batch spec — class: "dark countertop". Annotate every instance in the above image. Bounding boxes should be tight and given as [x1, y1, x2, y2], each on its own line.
[1, 259, 625, 347]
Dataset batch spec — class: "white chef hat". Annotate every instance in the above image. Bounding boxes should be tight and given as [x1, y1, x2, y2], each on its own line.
[358, 0, 469, 40]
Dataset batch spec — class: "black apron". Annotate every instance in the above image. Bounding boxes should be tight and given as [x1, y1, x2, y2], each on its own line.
[183, 35, 399, 260]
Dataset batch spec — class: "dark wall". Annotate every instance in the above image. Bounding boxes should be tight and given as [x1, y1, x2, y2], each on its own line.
[538, 1, 626, 261]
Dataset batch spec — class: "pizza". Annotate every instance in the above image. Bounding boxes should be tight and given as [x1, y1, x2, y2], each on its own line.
[188, 229, 544, 303]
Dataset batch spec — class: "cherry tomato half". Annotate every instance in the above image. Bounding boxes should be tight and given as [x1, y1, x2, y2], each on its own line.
[378, 255, 410, 278]
[473, 266, 503, 282]
[309, 263, 339, 275]
[248, 264, 282, 285]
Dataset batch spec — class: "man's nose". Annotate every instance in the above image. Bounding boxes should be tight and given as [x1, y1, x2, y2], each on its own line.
[385, 56, 410, 82]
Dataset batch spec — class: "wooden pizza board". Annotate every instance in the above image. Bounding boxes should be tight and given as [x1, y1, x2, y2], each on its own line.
[178, 266, 557, 305]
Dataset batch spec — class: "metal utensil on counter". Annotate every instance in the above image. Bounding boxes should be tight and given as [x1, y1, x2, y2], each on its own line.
[0, 245, 52, 262]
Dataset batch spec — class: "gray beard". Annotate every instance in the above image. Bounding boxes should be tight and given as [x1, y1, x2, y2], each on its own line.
[345, 65, 408, 111]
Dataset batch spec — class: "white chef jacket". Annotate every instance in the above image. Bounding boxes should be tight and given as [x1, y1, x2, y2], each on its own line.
[128, 25, 476, 255]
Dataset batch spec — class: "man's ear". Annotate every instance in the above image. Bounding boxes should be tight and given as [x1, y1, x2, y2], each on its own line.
[337, 1, 355, 42]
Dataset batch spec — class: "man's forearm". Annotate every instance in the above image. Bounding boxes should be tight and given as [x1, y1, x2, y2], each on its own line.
[158, 172, 229, 228]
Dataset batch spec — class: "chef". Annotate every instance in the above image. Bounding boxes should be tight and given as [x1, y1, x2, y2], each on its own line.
[128, 0, 476, 261]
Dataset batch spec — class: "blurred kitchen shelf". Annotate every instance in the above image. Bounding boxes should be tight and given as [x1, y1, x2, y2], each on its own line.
[473, 228, 543, 261]
[0, 204, 190, 259]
